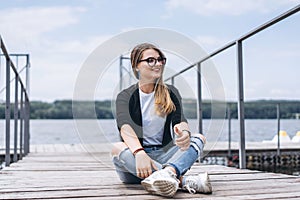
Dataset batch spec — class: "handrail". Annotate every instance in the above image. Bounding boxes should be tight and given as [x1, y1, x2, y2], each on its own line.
[238, 4, 300, 41]
[165, 40, 235, 82]
[0, 35, 30, 167]
[0, 40, 29, 98]
[0, 63, 28, 94]
[165, 4, 300, 81]
[164, 4, 300, 169]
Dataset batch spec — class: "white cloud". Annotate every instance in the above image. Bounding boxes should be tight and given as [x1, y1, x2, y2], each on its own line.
[28, 34, 114, 102]
[41, 35, 112, 55]
[164, 0, 299, 16]
[0, 6, 117, 101]
[0, 6, 86, 51]
[1, 2, 298, 101]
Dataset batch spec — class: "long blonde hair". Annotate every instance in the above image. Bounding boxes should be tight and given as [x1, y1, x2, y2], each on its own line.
[130, 43, 176, 116]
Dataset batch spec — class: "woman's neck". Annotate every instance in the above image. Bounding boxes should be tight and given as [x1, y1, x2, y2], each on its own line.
[139, 81, 155, 94]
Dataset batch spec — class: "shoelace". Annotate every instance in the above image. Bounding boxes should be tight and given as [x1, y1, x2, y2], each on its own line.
[151, 169, 179, 183]
[166, 170, 180, 183]
[183, 179, 198, 194]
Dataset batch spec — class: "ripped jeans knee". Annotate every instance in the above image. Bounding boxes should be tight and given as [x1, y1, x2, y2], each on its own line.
[190, 136, 204, 157]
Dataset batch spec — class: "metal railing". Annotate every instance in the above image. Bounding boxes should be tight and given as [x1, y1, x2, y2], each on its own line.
[165, 4, 300, 169]
[0, 36, 30, 167]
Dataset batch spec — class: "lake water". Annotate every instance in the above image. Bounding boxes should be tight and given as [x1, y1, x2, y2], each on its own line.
[1, 119, 300, 145]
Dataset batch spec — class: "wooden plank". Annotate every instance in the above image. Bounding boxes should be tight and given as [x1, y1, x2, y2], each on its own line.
[1, 144, 299, 200]
[2, 181, 300, 200]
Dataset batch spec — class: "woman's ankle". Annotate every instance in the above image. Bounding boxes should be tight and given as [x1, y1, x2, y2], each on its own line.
[164, 166, 176, 175]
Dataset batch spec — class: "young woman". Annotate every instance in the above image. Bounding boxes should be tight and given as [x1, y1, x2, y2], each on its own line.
[111, 43, 212, 197]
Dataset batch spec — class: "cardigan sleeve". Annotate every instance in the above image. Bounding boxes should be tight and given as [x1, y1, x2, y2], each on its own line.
[116, 90, 131, 131]
[115, 84, 143, 142]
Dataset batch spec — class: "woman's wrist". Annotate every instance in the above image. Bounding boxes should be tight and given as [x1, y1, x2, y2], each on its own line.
[133, 147, 145, 156]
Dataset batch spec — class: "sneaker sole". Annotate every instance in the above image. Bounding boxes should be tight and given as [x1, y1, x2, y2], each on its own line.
[141, 179, 178, 197]
[202, 173, 213, 194]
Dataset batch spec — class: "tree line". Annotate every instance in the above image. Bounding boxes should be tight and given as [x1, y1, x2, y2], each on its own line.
[0, 99, 299, 119]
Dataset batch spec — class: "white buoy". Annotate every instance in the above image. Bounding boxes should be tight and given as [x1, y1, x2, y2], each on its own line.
[271, 130, 291, 143]
[292, 131, 300, 142]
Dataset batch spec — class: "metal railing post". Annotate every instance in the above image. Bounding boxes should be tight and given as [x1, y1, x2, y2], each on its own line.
[26, 55, 30, 94]
[236, 40, 246, 169]
[19, 88, 24, 159]
[13, 75, 19, 162]
[119, 55, 123, 91]
[119, 55, 132, 91]
[5, 58, 11, 167]
[24, 97, 30, 155]
[0, 38, 31, 165]
[197, 63, 203, 134]
[277, 103, 281, 157]
[227, 103, 232, 158]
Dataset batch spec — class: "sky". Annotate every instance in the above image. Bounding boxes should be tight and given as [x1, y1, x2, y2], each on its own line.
[0, 0, 300, 102]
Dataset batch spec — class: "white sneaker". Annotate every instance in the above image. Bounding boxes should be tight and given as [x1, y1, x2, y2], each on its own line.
[141, 168, 179, 197]
[182, 172, 212, 194]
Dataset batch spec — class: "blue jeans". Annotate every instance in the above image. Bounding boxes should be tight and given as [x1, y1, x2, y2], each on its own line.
[112, 137, 204, 184]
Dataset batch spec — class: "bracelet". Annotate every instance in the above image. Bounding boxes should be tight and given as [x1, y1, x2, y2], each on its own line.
[133, 147, 145, 156]
[182, 129, 191, 137]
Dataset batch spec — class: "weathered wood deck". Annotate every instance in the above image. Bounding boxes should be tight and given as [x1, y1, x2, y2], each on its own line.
[1, 144, 300, 199]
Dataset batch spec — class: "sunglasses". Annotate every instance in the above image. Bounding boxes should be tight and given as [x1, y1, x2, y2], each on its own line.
[138, 57, 167, 67]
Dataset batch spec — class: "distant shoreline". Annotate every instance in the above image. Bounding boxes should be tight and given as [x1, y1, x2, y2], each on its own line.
[1, 99, 300, 120]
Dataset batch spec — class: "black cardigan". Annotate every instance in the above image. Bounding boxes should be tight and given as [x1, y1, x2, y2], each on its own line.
[116, 83, 187, 149]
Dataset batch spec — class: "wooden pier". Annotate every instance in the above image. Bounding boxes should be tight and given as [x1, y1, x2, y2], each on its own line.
[1, 143, 300, 199]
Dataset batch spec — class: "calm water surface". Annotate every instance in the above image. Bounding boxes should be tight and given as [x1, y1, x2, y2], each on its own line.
[1, 119, 299, 145]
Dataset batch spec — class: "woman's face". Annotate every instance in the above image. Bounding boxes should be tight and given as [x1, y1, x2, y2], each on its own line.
[136, 49, 165, 82]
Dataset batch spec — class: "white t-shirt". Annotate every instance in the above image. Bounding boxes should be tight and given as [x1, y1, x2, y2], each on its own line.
[139, 89, 166, 146]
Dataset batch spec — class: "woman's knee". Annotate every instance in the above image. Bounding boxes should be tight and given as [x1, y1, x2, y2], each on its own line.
[190, 134, 205, 156]
[192, 133, 206, 144]
[111, 142, 128, 156]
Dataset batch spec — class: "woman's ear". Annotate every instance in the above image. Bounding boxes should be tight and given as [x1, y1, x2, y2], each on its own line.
[134, 67, 140, 79]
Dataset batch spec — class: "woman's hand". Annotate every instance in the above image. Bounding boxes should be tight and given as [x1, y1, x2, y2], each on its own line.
[174, 124, 190, 151]
[135, 151, 158, 179]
